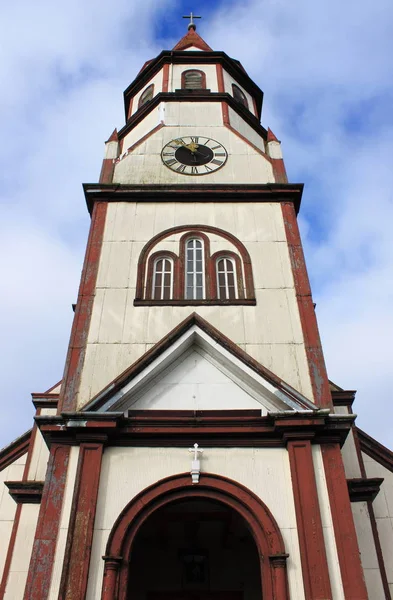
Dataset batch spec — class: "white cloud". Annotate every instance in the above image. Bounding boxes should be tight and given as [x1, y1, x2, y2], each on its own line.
[1, 0, 392, 450]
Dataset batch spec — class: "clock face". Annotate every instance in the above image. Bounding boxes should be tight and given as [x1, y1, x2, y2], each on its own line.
[161, 136, 228, 176]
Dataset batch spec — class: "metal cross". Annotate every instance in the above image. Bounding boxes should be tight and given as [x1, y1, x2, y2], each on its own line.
[189, 443, 204, 461]
[183, 13, 201, 30]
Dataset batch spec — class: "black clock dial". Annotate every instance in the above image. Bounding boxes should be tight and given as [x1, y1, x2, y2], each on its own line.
[175, 144, 213, 166]
[161, 136, 228, 176]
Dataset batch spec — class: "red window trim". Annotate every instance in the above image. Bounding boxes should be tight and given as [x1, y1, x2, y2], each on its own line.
[211, 250, 245, 300]
[101, 473, 289, 600]
[136, 225, 255, 304]
[232, 83, 249, 109]
[138, 83, 154, 109]
[146, 251, 179, 300]
[181, 69, 207, 90]
[179, 231, 211, 299]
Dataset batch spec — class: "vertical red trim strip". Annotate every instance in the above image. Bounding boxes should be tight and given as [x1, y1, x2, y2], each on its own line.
[215, 63, 225, 93]
[281, 202, 332, 407]
[99, 159, 115, 184]
[321, 443, 368, 599]
[59, 202, 108, 412]
[0, 409, 41, 598]
[23, 445, 70, 600]
[288, 440, 332, 599]
[58, 443, 104, 600]
[352, 428, 391, 598]
[367, 499, 392, 599]
[271, 159, 288, 183]
[222, 102, 230, 125]
[0, 505, 22, 599]
[162, 63, 170, 92]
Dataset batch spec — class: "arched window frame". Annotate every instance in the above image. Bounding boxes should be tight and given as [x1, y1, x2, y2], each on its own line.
[232, 83, 249, 109]
[184, 237, 206, 300]
[211, 251, 245, 300]
[146, 251, 179, 300]
[181, 69, 206, 90]
[135, 226, 255, 306]
[138, 84, 154, 109]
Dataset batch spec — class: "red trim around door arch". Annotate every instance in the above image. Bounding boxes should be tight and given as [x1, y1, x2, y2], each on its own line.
[101, 472, 289, 600]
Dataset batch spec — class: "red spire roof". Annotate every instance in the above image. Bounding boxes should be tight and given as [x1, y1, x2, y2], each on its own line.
[106, 128, 118, 143]
[172, 27, 212, 52]
[267, 128, 280, 143]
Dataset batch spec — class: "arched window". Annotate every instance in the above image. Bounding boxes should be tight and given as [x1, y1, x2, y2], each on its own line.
[185, 238, 205, 299]
[232, 84, 248, 109]
[152, 257, 173, 300]
[216, 257, 237, 300]
[182, 70, 205, 90]
[136, 226, 255, 305]
[138, 84, 154, 108]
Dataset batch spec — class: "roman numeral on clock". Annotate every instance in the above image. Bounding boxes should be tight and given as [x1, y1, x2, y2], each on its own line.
[164, 158, 177, 166]
[191, 166, 199, 174]
[190, 136, 199, 144]
[214, 153, 226, 157]
[176, 164, 186, 173]
[211, 159, 223, 166]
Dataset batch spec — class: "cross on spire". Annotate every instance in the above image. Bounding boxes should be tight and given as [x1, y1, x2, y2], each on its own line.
[183, 12, 201, 31]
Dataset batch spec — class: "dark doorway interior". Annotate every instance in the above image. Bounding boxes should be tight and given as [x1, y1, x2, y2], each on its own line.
[128, 499, 262, 600]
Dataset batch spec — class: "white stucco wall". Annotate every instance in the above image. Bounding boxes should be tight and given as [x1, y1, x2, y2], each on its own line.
[77, 201, 313, 407]
[3, 503, 40, 600]
[222, 69, 256, 117]
[312, 445, 345, 599]
[114, 115, 274, 185]
[47, 446, 80, 599]
[362, 451, 393, 597]
[227, 107, 265, 153]
[130, 69, 164, 117]
[0, 453, 26, 582]
[85, 446, 305, 600]
[171, 64, 219, 92]
[351, 501, 386, 599]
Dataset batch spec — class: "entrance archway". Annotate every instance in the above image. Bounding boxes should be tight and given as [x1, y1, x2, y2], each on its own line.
[101, 473, 289, 600]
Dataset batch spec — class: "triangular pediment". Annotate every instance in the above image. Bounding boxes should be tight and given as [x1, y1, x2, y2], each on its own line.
[85, 314, 315, 415]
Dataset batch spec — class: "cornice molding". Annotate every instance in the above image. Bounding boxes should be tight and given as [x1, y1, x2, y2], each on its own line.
[347, 477, 384, 502]
[83, 183, 304, 215]
[357, 427, 393, 472]
[331, 390, 356, 408]
[123, 51, 264, 120]
[118, 92, 265, 141]
[5, 480, 44, 504]
[35, 409, 354, 448]
[0, 430, 31, 472]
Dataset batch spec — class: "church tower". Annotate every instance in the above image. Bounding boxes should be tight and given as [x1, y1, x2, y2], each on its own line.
[1, 19, 393, 600]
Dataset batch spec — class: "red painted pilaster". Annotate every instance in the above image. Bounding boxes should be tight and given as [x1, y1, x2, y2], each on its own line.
[99, 159, 115, 184]
[0, 505, 22, 599]
[102, 557, 122, 600]
[288, 440, 332, 599]
[162, 63, 169, 92]
[281, 202, 332, 408]
[322, 443, 368, 599]
[59, 201, 107, 412]
[271, 158, 288, 183]
[58, 442, 104, 600]
[23, 444, 70, 600]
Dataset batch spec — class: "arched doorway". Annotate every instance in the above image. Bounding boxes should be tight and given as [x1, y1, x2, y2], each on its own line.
[129, 498, 261, 600]
[101, 473, 289, 600]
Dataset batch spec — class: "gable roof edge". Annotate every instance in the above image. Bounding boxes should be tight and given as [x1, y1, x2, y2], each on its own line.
[84, 313, 316, 413]
[357, 427, 393, 472]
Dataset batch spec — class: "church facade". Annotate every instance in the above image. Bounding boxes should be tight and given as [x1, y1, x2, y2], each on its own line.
[1, 23, 392, 600]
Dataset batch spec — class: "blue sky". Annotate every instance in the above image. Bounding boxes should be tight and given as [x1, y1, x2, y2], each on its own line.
[1, 0, 392, 448]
